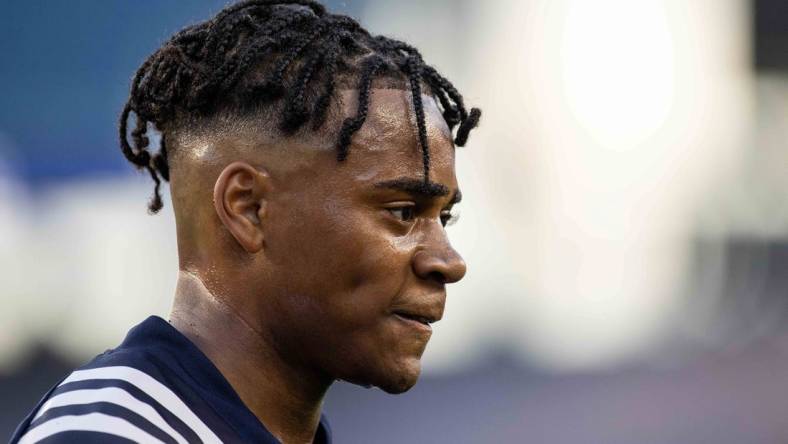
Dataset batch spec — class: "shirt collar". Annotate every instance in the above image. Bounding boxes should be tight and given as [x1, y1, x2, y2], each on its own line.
[122, 315, 332, 444]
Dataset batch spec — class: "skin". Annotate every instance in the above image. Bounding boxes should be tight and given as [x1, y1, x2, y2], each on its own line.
[167, 87, 466, 444]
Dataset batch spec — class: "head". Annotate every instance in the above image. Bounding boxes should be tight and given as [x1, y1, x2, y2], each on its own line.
[120, 0, 480, 393]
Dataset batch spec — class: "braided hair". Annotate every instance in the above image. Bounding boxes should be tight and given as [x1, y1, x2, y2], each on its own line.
[119, 0, 481, 213]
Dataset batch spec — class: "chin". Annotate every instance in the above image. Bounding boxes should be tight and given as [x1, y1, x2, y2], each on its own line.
[372, 358, 423, 394]
[376, 375, 418, 394]
[339, 356, 422, 394]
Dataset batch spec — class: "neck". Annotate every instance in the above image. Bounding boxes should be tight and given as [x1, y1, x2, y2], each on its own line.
[169, 270, 331, 444]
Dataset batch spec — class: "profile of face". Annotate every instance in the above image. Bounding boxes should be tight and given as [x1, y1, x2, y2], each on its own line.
[244, 88, 467, 394]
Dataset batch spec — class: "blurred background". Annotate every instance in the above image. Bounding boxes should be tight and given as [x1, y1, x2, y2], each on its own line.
[1, 0, 786, 442]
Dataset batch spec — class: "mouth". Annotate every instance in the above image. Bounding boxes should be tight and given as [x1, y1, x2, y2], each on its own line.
[392, 311, 436, 332]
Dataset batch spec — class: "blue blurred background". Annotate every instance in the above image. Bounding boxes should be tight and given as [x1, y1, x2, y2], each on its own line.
[1, 1, 787, 442]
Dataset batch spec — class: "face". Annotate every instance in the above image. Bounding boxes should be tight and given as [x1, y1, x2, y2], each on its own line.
[258, 88, 467, 393]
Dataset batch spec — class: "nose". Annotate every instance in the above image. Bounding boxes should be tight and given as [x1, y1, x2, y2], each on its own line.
[412, 242, 467, 285]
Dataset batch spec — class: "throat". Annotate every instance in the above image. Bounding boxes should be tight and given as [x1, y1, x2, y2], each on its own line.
[169, 270, 331, 443]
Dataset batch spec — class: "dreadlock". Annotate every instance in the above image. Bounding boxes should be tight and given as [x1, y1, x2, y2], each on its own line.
[119, 0, 481, 213]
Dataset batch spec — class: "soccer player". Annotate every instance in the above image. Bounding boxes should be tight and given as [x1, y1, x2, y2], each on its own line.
[11, 0, 480, 442]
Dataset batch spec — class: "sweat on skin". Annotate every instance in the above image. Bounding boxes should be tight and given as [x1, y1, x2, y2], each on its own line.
[168, 88, 467, 443]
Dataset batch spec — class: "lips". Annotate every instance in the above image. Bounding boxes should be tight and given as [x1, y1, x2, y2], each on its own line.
[393, 313, 433, 333]
[393, 311, 435, 326]
[391, 302, 443, 327]
[390, 297, 444, 331]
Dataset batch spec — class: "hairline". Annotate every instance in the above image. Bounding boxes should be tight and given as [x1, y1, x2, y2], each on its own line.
[167, 79, 440, 153]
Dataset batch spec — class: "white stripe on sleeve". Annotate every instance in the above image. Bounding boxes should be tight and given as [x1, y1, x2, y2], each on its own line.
[18, 412, 166, 444]
[58, 366, 221, 443]
[33, 387, 187, 444]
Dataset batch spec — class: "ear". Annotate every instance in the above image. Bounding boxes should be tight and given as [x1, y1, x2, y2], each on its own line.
[213, 161, 272, 253]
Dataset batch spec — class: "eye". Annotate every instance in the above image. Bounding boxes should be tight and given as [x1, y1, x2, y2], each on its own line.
[440, 209, 460, 227]
[385, 205, 460, 227]
[387, 205, 416, 223]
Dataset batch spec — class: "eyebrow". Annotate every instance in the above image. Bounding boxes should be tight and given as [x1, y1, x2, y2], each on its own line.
[373, 177, 462, 204]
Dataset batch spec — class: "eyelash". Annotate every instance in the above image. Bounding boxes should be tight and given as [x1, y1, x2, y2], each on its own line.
[386, 205, 460, 227]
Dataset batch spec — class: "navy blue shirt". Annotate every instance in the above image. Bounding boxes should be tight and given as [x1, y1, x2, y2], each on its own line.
[10, 316, 332, 443]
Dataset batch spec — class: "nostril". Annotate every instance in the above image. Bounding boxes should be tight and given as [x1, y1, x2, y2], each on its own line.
[412, 249, 466, 284]
[428, 271, 447, 285]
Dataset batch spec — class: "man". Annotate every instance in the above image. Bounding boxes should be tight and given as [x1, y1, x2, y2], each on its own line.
[11, 0, 480, 442]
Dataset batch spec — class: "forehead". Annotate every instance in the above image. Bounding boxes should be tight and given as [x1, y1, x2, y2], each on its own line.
[334, 88, 457, 184]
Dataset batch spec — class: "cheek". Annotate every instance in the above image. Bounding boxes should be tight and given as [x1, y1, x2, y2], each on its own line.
[318, 222, 413, 327]
[269, 198, 412, 325]
[265, 195, 428, 385]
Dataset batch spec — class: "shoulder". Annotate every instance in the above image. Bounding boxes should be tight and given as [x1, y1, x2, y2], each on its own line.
[11, 348, 221, 444]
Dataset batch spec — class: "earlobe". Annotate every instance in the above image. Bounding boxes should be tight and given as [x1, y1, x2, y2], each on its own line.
[213, 161, 272, 254]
